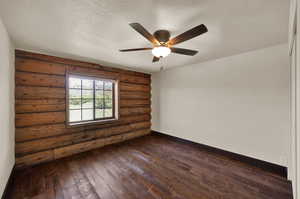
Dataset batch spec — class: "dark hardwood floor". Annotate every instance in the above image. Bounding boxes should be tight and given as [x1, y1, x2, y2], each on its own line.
[7, 133, 293, 199]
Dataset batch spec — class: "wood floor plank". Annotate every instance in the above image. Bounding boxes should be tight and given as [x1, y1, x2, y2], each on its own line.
[122, 147, 218, 199]
[78, 155, 120, 199]
[92, 149, 156, 199]
[149, 137, 292, 197]
[128, 142, 258, 199]
[6, 134, 293, 199]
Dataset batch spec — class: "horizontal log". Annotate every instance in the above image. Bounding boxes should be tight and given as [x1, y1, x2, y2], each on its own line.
[53, 128, 150, 159]
[94, 124, 132, 139]
[93, 122, 150, 139]
[15, 112, 66, 127]
[120, 83, 151, 92]
[15, 98, 66, 113]
[16, 57, 66, 75]
[16, 104, 66, 113]
[16, 123, 84, 142]
[120, 91, 151, 99]
[121, 114, 151, 124]
[15, 121, 150, 142]
[15, 99, 65, 105]
[54, 139, 98, 160]
[67, 65, 118, 79]
[15, 150, 54, 168]
[120, 99, 150, 107]
[122, 128, 151, 140]
[129, 121, 151, 130]
[16, 86, 65, 99]
[16, 50, 151, 78]
[120, 107, 151, 116]
[16, 72, 65, 87]
[16, 131, 96, 155]
[119, 70, 150, 79]
[120, 74, 150, 85]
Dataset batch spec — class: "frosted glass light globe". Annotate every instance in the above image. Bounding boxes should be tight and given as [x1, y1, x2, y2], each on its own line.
[152, 46, 171, 58]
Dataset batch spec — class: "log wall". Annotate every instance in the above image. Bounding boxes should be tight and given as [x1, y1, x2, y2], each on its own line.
[15, 50, 151, 168]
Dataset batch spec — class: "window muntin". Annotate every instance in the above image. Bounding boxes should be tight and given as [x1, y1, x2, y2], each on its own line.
[68, 75, 116, 125]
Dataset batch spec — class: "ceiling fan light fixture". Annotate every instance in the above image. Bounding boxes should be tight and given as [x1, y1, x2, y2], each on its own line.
[152, 46, 171, 58]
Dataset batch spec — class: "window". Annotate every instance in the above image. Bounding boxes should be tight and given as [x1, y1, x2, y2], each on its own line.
[67, 74, 118, 126]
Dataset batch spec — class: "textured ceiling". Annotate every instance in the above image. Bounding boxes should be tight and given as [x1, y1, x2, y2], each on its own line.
[0, 0, 290, 72]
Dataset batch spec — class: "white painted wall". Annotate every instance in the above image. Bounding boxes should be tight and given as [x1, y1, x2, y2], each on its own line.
[290, 0, 300, 197]
[0, 18, 15, 197]
[152, 44, 290, 166]
[296, 0, 300, 196]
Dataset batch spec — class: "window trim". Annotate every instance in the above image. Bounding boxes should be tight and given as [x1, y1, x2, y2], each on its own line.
[66, 72, 119, 127]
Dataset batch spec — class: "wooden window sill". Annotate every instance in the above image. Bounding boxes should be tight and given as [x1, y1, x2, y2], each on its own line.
[67, 118, 119, 128]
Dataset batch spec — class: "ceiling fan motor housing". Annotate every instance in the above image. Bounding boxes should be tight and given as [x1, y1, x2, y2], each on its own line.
[153, 30, 171, 44]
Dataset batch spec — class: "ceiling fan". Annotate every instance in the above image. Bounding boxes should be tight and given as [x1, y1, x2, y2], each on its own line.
[119, 23, 208, 63]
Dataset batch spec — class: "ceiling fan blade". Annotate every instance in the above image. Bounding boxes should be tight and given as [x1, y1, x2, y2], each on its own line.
[129, 23, 159, 45]
[119, 47, 152, 52]
[152, 56, 160, 63]
[171, 47, 198, 56]
[167, 24, 208, 46]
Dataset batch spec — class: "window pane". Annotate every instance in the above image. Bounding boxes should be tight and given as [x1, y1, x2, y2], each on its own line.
[95, 90, 103, 99]
[105, 100, 112, 109]
[104, 109, 113, 117]
[82, 90, 93, 98]
[104, 90, 112, 100]
[95, 98, 104, 109]
[69, 89, 81, 98]
[95, 80, 104, 89]
[69, 77, 81, 89]
[82, 79, 93, 89]
[82, 98, 93, 108]
[95, 109, 104, 119]
[82, 109, 93, 120]
[104, 82, 113, 90]
[69, 98, 81, 109]
[68, 76, 116, 124]
[70, 110, 81, 122]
